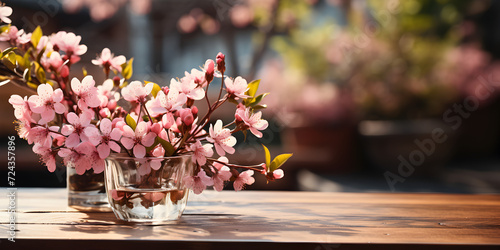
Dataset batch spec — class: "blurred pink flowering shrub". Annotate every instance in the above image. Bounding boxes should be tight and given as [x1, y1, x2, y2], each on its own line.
[1, 5, 291, 193]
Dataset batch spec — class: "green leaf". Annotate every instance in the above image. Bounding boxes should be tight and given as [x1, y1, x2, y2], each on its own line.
[27, 81, 38, 89]
[125, 114, 137, 130]
[7, 51, 17, 65]
[158, 138, 175, 156]
[249, 93, 269, 107]
[253, 104, 267, 110]
[121, 58, 134, 80]
[0, 24, 11, 34]
[82, 67, 87, 77]
[245, 79, 260, 97]
[146, 81, 162, 98]
[2, 47, 16, 57]
[31, 26, 43, 48]
[36, 65, 46, 84]
[262, 144, 271, 170]
[269, 153, 293, 172]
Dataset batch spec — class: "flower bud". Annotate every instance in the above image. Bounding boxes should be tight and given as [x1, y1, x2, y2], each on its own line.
[60, 65, 69, 78]
[180, 108, 194, 126]
[107, 99, 117, 111]
[191, 106, 198, 115]
[216, 52, 225, 73]
[204, 59, 215, 83]
[162, 86, 169, 95]
[99, 108, 111, 118]
[113, 76, 121, 87]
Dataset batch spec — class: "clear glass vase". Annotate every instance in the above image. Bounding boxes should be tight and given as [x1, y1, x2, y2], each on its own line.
[67, 167, 110, 212]
[104, 153, 194, 223]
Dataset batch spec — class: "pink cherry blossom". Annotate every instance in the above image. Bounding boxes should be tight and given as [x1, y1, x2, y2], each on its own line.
[120, 121, 156, 158]
[61, 112, 92, 147]
[225, 76, 250, 99]
[183, 170, 213, 195]
[84, 118, 122, 159]
[9, 95, 34, 123]
[233, 170, 255, 191]
[0, 26, 22, 42]
[41, 51, 63, 71]
[149, 87, 187, 115]
[184, 69, 207, 88]
[207, 120, 236, 156]
[171, 78, 205, 100]
[26, 125, 59, 146]
[92, 48, 126, 72]
[235, 107, 269, 138]
[71, 76, 101, 109]
[33, 140, 57, 172]
[17, 31, 31, 45]
[58, 141, 94, 175]
[51, 31, 87, 58]
[28, 84, 66, 124]
[184, 59, 214, 88]
[0, 6, 13, 23]
[188, 140, 213, 165]
[36, 35, 51, 53]
[97, 79, 120, 108]
[88, 148, 106, 173]
[121, 81, 154, 103]
[212, 157, 232, 192]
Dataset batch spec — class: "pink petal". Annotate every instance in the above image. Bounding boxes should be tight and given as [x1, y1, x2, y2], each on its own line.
[71, 78, 83, 95]
[61, 125, 74, 136]
[120, 137, 135, 149]
[97, 143, 110, 159]
[109, 128, 122, 141]
[108, 141, 121, 153]
[84, 126, 101, 145]
[58, 148, 71, 158]
[37, 84, 53, 98]
[100, 118, 112, 135]
[76, 141, 94, 155]
[273, 169, 284, 179]
[92, 158, 105, 173]
[141, 132, 156, 147]
[65, 134, 80, 148]
[135, 121, 148, 137]
[122, 125, 135, 138]
[133, 144, 146, 158]
[214, 143, 225, 156]
[45, 157, 56, 172]
[66, 112, 79, 125]
[54, 102, 66, 114]
[250, 127, 263, 138]
[220, 143, 235, 154]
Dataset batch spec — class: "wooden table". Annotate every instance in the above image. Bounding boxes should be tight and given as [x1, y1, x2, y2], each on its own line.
[1, 188, 499, 249]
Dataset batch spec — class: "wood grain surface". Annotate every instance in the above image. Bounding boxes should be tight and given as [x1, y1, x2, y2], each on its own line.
[0, 188, 499, 249]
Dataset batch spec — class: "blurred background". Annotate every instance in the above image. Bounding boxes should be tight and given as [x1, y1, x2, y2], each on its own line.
[1, 0, 500, 193]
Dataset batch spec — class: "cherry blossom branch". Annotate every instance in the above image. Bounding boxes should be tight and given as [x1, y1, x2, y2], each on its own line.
[209, 158, 265, 172]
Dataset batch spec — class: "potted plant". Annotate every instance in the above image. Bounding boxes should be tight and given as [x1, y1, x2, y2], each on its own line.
[1, 4, 292, 223]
